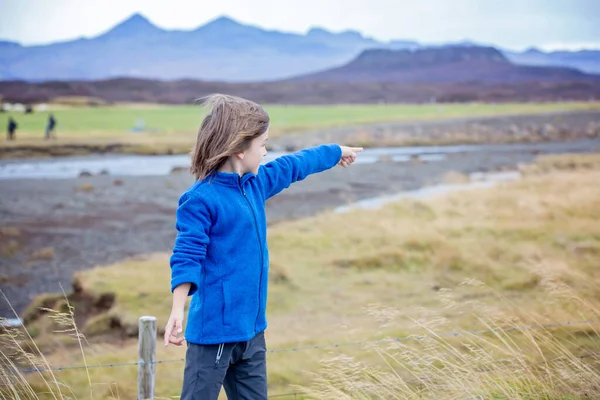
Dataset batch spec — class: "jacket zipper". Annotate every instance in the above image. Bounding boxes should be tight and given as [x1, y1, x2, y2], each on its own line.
[239, 178, 264, 332]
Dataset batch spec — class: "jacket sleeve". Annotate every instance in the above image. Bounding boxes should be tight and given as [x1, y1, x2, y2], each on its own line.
[169, 192, 211, 296]
[257, 144, 342, 200]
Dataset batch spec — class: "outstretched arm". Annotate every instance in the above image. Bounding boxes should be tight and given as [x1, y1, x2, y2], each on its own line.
[257, 144, 362, 200]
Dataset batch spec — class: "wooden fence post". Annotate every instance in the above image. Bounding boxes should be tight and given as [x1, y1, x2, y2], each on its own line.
[138, 316, 157, 400]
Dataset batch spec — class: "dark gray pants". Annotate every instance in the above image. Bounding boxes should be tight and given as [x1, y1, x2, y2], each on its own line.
[181, 331, 267, 400]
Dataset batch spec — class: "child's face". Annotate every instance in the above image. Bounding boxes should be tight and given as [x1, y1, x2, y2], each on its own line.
[241, 130, 269, 175]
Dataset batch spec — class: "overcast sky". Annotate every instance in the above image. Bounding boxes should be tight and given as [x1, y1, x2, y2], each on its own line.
[1, 0, 599, 51]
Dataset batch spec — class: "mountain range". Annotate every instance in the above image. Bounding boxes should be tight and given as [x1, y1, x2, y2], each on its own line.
[1, 13, 599, 83]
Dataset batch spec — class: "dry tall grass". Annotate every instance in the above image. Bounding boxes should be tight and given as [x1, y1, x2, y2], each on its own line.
[1, 288, 100, 399]
[301, 286, 600, 399]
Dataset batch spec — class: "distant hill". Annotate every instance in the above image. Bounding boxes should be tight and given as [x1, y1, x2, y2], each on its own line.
[2, 77, 600, 105]
[0, 13, 599, 82]
[504, 48, 600, 74]
[292, 47, 599, 83]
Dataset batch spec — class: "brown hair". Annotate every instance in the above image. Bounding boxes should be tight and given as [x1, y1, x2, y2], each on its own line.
[190, 94, 270, 180]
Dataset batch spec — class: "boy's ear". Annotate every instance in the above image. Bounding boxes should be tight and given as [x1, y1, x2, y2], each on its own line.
[236, 152, 245, 160]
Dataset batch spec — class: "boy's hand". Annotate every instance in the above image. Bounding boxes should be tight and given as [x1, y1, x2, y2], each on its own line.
[338, 146, 363, 168]
[164, 310, 185, 347]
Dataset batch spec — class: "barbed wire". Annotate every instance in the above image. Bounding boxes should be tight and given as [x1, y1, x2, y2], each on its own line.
[4, 318, 596, 375]
[268, 392, 300, 399]
[7, 358, 186, 374]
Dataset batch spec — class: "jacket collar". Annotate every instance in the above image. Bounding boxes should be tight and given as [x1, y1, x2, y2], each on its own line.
[207, 171, 256, 187]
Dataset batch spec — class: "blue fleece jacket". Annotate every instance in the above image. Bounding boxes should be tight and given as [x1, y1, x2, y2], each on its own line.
[170, 144, 342, 344]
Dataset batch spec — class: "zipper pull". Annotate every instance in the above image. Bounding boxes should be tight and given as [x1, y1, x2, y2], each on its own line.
[239, 176, 246, 196]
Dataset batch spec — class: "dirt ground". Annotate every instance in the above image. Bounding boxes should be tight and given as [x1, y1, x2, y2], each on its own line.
[1, 111, 599, 317]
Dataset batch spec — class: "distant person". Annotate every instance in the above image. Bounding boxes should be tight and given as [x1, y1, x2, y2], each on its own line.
[7, 117, 17, 140]
[163, 93, 363, 400]
[45, 114, 57, 139]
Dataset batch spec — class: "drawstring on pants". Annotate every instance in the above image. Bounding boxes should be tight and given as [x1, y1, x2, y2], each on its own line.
[214, 343, 224, 368]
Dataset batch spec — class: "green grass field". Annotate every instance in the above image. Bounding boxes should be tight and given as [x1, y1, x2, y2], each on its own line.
[1, 101, 599, 158]
[1, 101, 600, 140]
